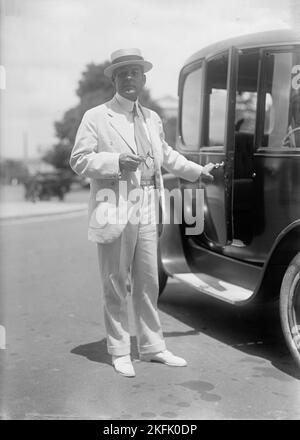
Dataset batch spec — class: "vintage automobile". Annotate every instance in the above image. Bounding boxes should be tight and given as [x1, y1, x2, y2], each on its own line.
[24, 170, 71, 202]
[157, 29, 300, 367]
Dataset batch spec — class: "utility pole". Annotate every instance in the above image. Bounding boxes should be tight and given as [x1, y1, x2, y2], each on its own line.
[23, 131, 28, 168]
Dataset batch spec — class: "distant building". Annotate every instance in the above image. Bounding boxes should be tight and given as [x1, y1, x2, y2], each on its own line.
[155, 95, 178, 119]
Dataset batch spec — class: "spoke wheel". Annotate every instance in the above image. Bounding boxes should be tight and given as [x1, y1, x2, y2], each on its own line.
[280, 252, 300, 368]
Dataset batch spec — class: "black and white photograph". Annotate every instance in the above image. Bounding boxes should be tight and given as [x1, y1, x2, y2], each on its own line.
[0, 0, 300, 423]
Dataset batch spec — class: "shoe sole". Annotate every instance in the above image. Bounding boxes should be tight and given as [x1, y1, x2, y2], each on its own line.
[113, 366, 136, 377]
[140, 358, 187, 367]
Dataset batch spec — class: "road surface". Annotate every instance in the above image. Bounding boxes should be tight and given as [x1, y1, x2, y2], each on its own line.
[0, 187, 299, 420]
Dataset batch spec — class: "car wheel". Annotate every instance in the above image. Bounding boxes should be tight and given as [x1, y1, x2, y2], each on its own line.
[279, 252, 300, 368]
[157, 239, 168, 296]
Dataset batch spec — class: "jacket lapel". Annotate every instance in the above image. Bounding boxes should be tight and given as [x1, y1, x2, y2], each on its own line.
[107, 98, 137, 154]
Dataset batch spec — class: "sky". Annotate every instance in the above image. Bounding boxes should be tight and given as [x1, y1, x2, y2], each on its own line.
[0, 0, 294, 159]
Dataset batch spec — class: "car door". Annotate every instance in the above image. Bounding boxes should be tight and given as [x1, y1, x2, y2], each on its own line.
[177, 47, 238, 247]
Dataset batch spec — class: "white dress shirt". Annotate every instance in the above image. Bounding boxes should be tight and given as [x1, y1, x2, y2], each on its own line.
[115, 93, 151, 145]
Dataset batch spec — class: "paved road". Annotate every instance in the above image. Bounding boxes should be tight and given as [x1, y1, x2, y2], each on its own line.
[0, 184, 88, 221]
[0, 207, 300, 420]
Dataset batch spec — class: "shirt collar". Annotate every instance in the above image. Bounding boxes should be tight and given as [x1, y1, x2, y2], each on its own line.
[115, 93, 138, 113]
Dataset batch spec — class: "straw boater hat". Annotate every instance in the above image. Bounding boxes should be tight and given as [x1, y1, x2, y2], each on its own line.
[104, 48, 153, 79]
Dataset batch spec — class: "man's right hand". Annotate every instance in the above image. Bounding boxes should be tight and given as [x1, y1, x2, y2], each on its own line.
[119, 153, 143, 172]
[201, 162, 216, 182]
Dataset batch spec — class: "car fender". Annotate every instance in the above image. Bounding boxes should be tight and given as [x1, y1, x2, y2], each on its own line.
[250, 220, 300, 302]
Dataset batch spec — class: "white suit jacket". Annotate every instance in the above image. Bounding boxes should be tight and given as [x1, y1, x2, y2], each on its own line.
[70, 95, 204, 243]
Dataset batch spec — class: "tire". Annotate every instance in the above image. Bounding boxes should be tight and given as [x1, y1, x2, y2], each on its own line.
[279, 252, 300, 368]
[157, 239, 168, 296]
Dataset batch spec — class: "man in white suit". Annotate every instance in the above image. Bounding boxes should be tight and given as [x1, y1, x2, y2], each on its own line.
[70, 48, 215, 377]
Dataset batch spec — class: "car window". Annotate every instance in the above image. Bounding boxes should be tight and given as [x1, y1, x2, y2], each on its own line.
[235, 51, 259, 136]
[181, 65, 203, 150]
[234, 51, 259, 183]
[235, 91, 257, 134]
[261, 50, 300, 150]
[203, 53, 228, 148]
[208, 89, 227, 145]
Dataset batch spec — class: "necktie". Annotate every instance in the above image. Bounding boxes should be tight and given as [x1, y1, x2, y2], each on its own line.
[133, 104, 154, 176]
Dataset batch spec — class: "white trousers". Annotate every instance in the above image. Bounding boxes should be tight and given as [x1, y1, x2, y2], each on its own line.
[97, 186, 166, 356]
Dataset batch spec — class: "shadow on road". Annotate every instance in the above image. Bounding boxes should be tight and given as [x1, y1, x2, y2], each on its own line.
[158, 282, 300, 381]
[71, 339, 110, 366]
[71, 336, 140, 366]
[70, 281, 300, 380]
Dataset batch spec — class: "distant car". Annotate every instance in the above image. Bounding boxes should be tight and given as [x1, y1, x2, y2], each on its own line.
[24, 170, 71, 202]
[157, 30, 300, 367]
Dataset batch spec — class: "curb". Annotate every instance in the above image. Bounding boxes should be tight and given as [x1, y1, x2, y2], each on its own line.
[0, 205, 87, 222]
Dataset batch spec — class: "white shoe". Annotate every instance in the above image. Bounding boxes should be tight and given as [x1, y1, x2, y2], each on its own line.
[140, 350, 187, 367]
[112, 355, 135, 377]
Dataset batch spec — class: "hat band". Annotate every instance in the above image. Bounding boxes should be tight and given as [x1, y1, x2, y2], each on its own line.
[112, 54, 144, 64]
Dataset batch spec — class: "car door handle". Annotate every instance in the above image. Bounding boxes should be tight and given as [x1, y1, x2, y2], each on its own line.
[214, 161, 225, 169]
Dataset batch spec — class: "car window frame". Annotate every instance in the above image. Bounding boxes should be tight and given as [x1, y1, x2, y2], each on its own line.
[200, 50, 230, 153]
[255, 44, 300, 156]
[178, 60, 204, 152]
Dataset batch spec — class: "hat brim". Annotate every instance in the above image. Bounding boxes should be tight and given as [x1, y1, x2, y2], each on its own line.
[104, 60, 153, 78]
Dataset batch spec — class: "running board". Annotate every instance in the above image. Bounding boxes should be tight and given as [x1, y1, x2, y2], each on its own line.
[172, 272, 253, 304]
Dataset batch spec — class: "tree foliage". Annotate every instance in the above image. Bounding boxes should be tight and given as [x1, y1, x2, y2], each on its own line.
[43, 141, 72, 170]
[76, 62, 113, 99]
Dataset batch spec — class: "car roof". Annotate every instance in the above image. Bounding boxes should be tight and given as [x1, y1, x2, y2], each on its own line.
[184, 29, 300, 67]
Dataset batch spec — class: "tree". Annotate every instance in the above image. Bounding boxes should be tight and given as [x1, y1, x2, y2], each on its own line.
[44, 62, 164, 169]
[42, 141, 72, 170]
